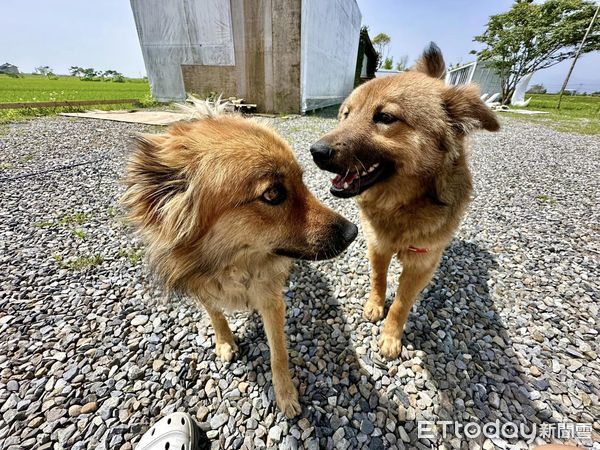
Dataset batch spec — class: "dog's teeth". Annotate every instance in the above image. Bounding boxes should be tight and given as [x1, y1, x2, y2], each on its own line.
[343, 182, 349, 189]
[373, 163, 380, 168]
[368, 166, 375, 173]
[361, 171, 367, 176]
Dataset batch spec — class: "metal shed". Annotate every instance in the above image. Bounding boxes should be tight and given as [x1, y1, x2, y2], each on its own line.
[354, 27, 378, 86]
[445, 61, 502, 98]
[130, 0, 361, 114]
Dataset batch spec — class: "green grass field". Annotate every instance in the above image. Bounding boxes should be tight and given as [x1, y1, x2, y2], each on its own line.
[1, 76, 598, 135]
[0, 74, 152, 123]
[503, 93, 600, 135]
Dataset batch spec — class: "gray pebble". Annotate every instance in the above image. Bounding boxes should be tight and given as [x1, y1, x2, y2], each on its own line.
[0, 115, 597, 450]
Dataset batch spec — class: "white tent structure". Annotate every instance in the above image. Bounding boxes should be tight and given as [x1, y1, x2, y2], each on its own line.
[445, 61, 502, 99]
[510, 73, 534, 107]
[446, 61, 537, 107]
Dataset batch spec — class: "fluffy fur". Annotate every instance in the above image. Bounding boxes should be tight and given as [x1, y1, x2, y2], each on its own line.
[121, 101, 357, 416]
[310, 43, 500, 359]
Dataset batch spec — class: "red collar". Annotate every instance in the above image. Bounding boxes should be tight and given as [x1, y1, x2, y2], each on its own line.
[408, 245, 429, 253]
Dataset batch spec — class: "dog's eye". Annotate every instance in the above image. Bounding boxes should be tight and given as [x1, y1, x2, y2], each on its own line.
[261, 184, 286, 205]
[373, 112, 398, 125]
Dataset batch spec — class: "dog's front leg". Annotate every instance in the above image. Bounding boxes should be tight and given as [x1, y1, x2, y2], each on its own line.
[205, 306, 238, 362]
[379, 251, 441, 359]
[363, 244, 394, 322]
[258, 298, 301, 418]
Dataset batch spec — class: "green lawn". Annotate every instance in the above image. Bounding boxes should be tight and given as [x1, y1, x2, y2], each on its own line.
[2, 76, 598, 135]
[503, 93, 600, 135]
[0, 74, 153, 123]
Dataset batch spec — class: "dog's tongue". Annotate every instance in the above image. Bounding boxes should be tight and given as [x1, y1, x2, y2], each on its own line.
[331, 172, 357, 190]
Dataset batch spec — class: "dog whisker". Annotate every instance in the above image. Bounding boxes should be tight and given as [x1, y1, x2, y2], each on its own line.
[353, 156, 367, 174]
[352, 161, 362, 193]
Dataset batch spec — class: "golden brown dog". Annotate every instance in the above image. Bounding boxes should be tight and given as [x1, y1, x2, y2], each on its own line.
[121, 103, 357, 417]
[310, 43, 499, 359]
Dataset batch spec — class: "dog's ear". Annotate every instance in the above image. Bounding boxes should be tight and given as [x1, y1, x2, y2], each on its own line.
[442, 84, 500, 133]
[413, 42, 446, 79]
[121, 133, 189, 231]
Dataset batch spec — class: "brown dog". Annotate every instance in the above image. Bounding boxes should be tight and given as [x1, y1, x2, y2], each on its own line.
[310, 43, 499, 359]
[121, 104, 357, 417]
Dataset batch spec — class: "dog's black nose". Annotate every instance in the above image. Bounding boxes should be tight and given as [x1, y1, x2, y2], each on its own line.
[310, 140, 334, 163]
[328, 218, 358, 256]
[340, 221, 358, 245]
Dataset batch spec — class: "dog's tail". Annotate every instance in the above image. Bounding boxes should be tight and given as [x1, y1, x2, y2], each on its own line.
[176, 94, 233, 120]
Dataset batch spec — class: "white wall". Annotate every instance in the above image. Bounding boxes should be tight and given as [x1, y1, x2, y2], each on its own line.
[130, 0, 234, 102]
[300, 0, 362, 112]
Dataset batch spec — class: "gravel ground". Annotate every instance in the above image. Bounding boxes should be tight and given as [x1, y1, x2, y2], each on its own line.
[0, 115, 598, 450]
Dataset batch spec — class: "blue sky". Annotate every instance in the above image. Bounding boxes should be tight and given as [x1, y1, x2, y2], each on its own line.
[2, 0, 147, 78]
[2, 0, 598, 92]
[356, 0, 599, 93]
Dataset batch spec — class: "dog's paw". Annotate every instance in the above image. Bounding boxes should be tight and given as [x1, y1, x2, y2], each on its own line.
[378, 332, 402, 359]
[275, 379, 301, 418]
[215, 341, 238, 362]
[363, 299, 385, 322]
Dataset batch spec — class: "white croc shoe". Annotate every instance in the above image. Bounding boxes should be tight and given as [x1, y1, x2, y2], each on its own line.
[136, 412, 199, 450]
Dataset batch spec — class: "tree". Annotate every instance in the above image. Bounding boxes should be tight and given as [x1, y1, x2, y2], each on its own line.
[372, 32, 391, 69]
[81, 68, 98, 80]
[102, 70, 125, 82]
[34, 66, 52, 76]
[527, 83, 547, 94]
[101, 69, 117, 79]
[473, 0, 600, 104]
[395, 55, 409, 71]
[69, 66, 83, 77]
[382, 57, 394, 70]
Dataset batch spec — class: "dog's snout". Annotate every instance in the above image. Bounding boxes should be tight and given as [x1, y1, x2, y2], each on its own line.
[310, 140, 335, 163]
[339, 220, 358, 245]
[328, 218, 358, 256]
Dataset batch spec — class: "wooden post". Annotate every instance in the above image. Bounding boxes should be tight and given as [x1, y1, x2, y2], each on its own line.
[556, 4, 599, 110]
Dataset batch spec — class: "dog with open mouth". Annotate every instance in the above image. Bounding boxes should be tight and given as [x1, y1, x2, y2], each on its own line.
[121, 101, 357, 417]
[310, 43, 500, 359]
